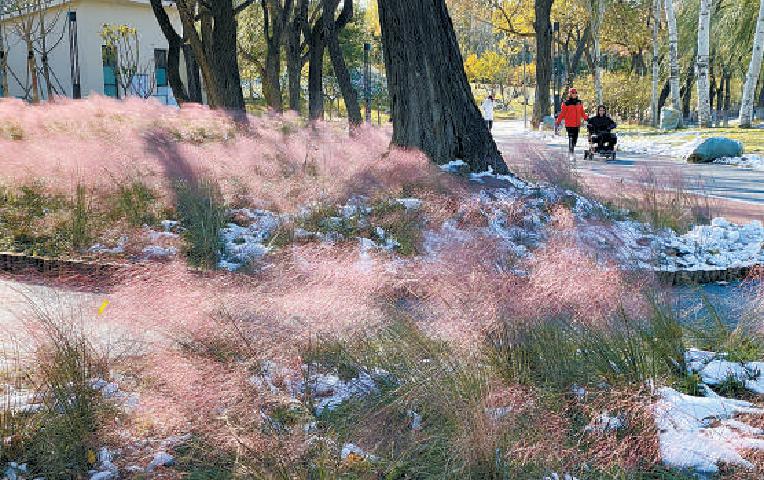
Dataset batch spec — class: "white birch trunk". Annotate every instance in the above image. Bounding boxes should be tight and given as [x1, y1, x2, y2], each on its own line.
[651, 0, 661, 126]
[664, 0, 681, 124]
[739, 0, 764, 128]
[589, 0, 605, 105]
[696, 0, 711, 127]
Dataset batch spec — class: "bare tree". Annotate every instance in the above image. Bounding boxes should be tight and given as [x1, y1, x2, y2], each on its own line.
[149, 0, 189, 103]
[650, 0, 661, 126]
[696, 0, 711, 127]
[101, 24, 157, 99]
[172, 0, 254, 111]
[664, 0, 681, 123]
[739, 0, 764, 128]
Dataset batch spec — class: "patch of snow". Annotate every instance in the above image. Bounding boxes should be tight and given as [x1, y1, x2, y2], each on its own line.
[146, 451, 174, 472]
[89, 236, 128, 255]
[543, 474, 579, 480]
[617, 135, 703, 159]
[142, 245, 177, 258]
[439, 159, 467, 173]
[657, 218, 764, 272]
[585, 413, 624, 433]
[695, 360, 764, 395]
[304, 370, 391, 416]
[396, 198, 422, 211]
[3, 463, 27, 480]
[655, 386, 764, 473]
[341, 443, 366, 460]
[219, 209, 280, 270]
[160, 219, 179, 231]
[408, 410, 423, 430]
[714, 154, 764, 171]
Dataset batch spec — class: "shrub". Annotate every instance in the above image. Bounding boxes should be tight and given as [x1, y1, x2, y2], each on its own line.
[490, 302, 686, 390]
[111, 179, 158, 227]
[70, 183, 90, 251]
[1, 299, 111, 479]
[174, 178, 225, 270]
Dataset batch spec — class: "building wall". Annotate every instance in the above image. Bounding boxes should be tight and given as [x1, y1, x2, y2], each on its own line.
[0, 0, 187, 104]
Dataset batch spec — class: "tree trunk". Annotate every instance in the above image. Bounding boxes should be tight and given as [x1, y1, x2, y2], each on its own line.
[567, 26, 590, 87]
[263, 46, 282, 110]
[739, 0, 764, 127]
[175, 0, 244, 112]
[26, 43, 39, 103]
[286, 0, 308, 112]
[658, 78, 670, 111]
[149, 0, 189, 103]
[664, 0, 681, 124]
[210, 1, 246, 111]
[0, 23, 7, 97]
[377, 0, 509, 174]
[307, 19, 325, 121]
[183, 44, 203, 103]
[715, 69, 723, 115]
[324, 0, 362, 128]
[696, 0, 711, 127]
[651, 0, 661, 127]
[37, 8, 53, 100]
[680, 57, 695, 118]
[588, 0, 605, 105]
[533, 0, 554, 128]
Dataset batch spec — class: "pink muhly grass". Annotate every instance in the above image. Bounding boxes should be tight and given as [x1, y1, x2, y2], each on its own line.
[397, 235, 521, 350]
[513, 207, 651, 328]
[105, 243, 395, 363]
[0, 97, 442, 213]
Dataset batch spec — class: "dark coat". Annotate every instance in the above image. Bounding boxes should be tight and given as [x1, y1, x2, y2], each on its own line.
[588, 114, 617, 133]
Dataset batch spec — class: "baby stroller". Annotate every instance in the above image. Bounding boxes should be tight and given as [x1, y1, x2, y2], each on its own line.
[583, 123, 617, 161]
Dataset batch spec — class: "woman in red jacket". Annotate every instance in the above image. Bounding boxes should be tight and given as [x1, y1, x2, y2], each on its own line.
[555, 88, 589, 155]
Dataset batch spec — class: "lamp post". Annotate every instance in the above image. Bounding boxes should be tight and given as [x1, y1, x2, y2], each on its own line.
[523, 41, 528, 129]
[363, 42, 371, 124]
[553, 21, 560, 114]
[68, 11, 81, 99]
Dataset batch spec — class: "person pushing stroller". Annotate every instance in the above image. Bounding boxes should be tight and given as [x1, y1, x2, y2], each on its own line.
[555, 88, 588, 158]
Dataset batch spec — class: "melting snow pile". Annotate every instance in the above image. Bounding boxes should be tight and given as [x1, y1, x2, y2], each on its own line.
[617, 135, 703, 158]
[715, 154, 764, 171]
[657, 218, 764, 272]
[218, 208, 281, 270]
[686, 349, 764, 397]
[655, 387, 764, 473]
[655, 349, 764, 473]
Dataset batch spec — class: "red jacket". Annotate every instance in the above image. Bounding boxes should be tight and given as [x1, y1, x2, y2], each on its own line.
[555, 100, 588, 128]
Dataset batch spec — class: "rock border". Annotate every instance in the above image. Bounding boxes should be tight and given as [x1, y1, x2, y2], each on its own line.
[0, 251, 121, 279]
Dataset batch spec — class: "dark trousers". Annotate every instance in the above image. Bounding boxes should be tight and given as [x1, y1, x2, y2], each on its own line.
[486, 120, 493, 130]
[565, 127, 580, 153]
[594, 131, 617, 150]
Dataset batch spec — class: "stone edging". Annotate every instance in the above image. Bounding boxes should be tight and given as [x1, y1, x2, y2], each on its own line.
[0, 252, 122, 278]
[657, 266, 758, 286]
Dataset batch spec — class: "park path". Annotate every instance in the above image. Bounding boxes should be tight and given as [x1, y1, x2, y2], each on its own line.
[0, 277, 145, 361]
[492, 120, 764, 224]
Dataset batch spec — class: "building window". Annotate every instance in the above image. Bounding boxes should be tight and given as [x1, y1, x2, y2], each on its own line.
[154, 49, 167, 87]
[102, 45, 118, 98]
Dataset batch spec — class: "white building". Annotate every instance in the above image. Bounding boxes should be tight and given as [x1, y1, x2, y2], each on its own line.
[0, 0, 201, 104]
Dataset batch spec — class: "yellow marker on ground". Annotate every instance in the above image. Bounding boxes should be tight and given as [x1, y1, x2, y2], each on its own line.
[98, 300, 110, 315]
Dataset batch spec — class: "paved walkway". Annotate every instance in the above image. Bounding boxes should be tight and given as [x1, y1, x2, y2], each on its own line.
[492, 121, 764, 223]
